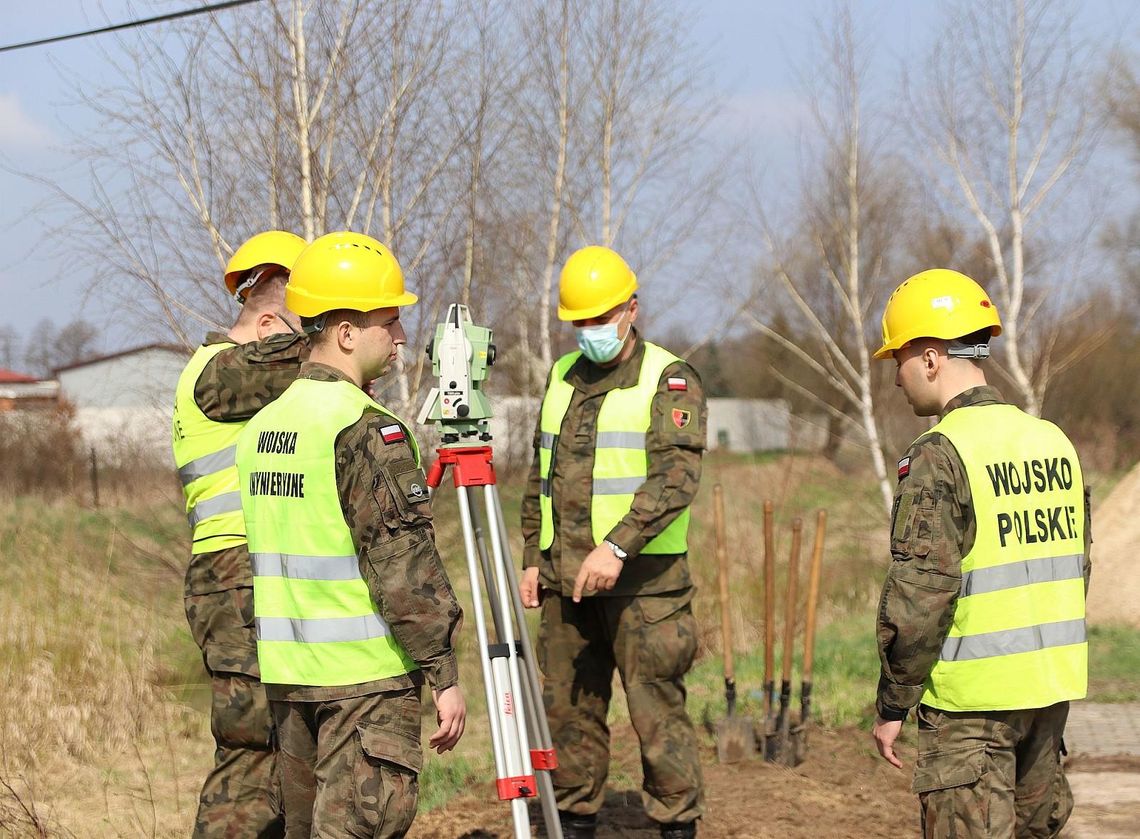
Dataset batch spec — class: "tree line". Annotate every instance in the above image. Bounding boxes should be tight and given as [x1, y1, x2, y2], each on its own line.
[27, 0, 1138, 502]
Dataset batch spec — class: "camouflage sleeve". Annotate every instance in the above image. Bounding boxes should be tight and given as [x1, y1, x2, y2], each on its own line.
[519, 414, 545, 570]
[194, 332, 308, 422]
[875, 435, 967, 720]
[605, 360, 706, 558]
[335, 414, 463, 691]
[1083, 484, 1092, 593]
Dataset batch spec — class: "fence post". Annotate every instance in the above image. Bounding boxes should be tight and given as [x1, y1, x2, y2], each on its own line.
[89, 446, 100, 508]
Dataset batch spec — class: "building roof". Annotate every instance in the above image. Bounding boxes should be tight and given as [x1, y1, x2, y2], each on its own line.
[53, 343, 189, 375]
[0, 367, 38, 383]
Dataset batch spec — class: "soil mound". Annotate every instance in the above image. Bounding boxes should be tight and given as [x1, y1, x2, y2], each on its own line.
[1088, 462, 1140, 628]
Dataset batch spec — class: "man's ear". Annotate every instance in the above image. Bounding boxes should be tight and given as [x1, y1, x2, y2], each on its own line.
[255, 311, 278, 340]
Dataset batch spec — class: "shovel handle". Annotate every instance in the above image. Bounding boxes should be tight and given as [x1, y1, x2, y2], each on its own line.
[762, 500, 775, 697]
[781, 518, 802, 684]
[802, 509, 827, 682]
[714, 485, 734, 682]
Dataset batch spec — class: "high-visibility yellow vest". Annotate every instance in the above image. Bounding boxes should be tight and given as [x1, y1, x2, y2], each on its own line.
[538, 342, 690, 555]
[237, 377, 418, 687]
[921, 403, 1087, 712]
[172, 342, 246, 555]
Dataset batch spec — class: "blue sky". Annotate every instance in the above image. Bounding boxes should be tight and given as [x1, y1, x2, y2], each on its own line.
[1, 0, 1136, 360]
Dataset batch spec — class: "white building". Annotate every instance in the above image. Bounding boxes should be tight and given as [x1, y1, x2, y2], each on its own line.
[55, 344, 189, 464]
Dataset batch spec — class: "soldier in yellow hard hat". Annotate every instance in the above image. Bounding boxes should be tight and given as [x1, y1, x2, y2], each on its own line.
[236, 231, 466, 838]
[173, 229, 308, 838]
[519, 245, 707, 839]
[869, 269, 1090, 838]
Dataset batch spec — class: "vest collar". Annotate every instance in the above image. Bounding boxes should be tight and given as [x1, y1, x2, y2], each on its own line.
[941, 385, 1006, 418]
[565, 328, 645, 395]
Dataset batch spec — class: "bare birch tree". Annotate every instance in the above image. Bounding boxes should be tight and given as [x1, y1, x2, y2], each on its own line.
[909, 0, 1106, 415]
[746, 6, 900, 513]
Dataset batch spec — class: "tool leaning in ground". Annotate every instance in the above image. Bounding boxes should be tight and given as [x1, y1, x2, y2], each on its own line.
[794, 509, 828, 765]
[760, 499, 777, 749]
[713, 484, 757, 763]
[766, 517, 802, 764]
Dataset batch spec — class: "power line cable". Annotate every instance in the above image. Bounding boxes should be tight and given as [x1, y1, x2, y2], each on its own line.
[0, 0, 265, 54]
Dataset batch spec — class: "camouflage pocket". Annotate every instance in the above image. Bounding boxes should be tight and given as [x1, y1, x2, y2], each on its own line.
[632, 590, 698, 683]
[912, 744, 986, 794]
[350, 722, 422, 839]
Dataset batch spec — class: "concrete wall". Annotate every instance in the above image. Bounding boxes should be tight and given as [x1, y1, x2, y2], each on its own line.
[57, 348, 186, 410]
[58, 347, 187, 465]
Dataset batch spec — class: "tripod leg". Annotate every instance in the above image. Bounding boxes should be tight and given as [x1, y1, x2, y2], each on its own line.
[490, 489, 564, 839]
[455, 486, 531, 839]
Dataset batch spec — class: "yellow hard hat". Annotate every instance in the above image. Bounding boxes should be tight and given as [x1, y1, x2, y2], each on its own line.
[285, 231, 417, 317]
[557, 245, 639, 321]
[874, 269, 1002, 360]
[224, 230, 307, 300]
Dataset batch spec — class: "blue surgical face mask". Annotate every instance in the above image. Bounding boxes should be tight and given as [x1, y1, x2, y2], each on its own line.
[575, 308, 631, 364]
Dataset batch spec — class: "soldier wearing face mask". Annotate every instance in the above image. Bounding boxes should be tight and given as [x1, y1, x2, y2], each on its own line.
[518, 245, 707, 839]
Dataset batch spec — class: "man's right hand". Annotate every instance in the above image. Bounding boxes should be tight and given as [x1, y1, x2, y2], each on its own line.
[428, 685, 466, 754]
[520, 567, 541, 608]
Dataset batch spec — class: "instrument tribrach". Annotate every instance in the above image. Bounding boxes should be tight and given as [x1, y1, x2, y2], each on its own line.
[418, 304, 562, 839]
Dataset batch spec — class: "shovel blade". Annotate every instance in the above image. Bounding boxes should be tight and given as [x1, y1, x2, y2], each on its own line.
[715, 715, 756, 764]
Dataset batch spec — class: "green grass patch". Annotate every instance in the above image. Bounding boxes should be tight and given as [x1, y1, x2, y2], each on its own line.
[418, 751, 496, 812]
[1087, 624, 1140, 702]
[687, 612, 879, 731]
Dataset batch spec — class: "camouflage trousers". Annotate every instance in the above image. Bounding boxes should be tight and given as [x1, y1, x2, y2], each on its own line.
[537, 590, 703, 825]
[186, 586, 285, 839]
[914, 702, 1073, 839]
[272, 687, 423, 839]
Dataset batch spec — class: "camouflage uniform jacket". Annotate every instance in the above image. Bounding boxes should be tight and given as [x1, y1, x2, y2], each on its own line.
[876, 385, 1092, 720]
[184, 330, 307, 596]
[268, 362, 463, 703]
[519, 330, 707, 597]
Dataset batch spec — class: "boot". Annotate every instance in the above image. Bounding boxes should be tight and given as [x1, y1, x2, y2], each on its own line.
[659, 822, 697, 839]
[559, 813, 597, 839]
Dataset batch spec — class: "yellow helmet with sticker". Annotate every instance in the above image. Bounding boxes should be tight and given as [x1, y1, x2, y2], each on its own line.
[874, 269, 1002, 360]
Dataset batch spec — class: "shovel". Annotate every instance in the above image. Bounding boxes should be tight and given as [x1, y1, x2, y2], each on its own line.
[713, 484, 756, 763]
[761, 500, 776, 744]
[794, 509, 827, 764]
[765, 516, 801, 764]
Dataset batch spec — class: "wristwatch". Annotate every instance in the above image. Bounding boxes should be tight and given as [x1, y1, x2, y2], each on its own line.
[603, 540, 628, 560]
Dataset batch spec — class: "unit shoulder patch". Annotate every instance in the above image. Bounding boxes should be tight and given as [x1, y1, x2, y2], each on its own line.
[672, 408, 692, 429]
[394, 465, 430, 505]
[898, 456, 911, 481]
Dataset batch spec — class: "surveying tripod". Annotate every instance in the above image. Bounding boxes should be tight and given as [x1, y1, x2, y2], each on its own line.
[419, 305, 563, 839]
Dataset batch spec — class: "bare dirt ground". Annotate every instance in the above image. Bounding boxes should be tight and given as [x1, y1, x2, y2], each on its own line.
[410, 723, 917, 838]
[408, 727, 1140, 839]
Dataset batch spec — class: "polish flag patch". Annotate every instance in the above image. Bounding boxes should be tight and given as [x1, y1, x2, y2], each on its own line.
[380, 424, 406, 445]
[897, 456, 911, 480]
[667, 377, 688, 391]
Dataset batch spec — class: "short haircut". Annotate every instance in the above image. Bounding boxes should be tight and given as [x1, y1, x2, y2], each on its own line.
[304, 308, 370, 344]
[234, 272, 288, 327]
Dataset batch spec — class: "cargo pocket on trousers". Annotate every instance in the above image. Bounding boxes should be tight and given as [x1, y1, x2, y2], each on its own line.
[350, 722, 423, 839]
[912, 745, 985, 794]
[635, 590, 698, 683]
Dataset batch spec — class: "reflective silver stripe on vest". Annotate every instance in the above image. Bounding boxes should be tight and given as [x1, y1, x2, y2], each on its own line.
[178, 446, 237, 486]
[941, 618, 1087, 662]
[256, 614, 391, 644]
[592, 476, 645, 495]
[596, 431, 646, 448]
[540, 432, 557, 449]
[251, 553, 360, 581]
[961, 554, 1085, 598]
[188, 491, 243, 528]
